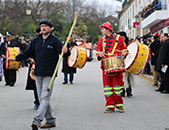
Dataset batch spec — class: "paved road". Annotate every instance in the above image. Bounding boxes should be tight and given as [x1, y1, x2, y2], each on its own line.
[0, 54, 169, 130]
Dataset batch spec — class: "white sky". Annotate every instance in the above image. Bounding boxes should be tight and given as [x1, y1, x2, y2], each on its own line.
[84, 0, 122, 17]
[85, 0, 121, 6]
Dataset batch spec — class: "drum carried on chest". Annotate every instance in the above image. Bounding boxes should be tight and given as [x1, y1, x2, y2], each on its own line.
[125, 41, 151, 75]
[103, 54, 126, 76]
[67, 46, 87, 68]
[5, 47, 21, 69]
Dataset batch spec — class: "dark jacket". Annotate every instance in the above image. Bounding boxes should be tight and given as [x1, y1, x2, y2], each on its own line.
[160, 39, 169, 75]
[150, 39, 161, 65]
[62, 41, 77, 73]
[155, 46, 162, 72]
[16, 33, 70, 77]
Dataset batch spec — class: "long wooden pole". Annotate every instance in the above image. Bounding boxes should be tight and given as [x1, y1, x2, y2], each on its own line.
[47, 11, 78, 91]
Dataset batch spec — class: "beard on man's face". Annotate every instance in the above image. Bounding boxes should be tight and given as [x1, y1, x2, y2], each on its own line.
[42, 31, 50, 36]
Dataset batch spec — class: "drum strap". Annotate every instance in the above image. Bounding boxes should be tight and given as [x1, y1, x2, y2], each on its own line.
[103, 35, 120, 55]
[102, 36, 106, 53]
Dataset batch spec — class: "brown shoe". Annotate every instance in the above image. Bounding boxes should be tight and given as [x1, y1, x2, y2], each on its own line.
[40, 122, 55, 128]
[62, 81, 68, 84]
[116, 106, 124, 113]
[104, 108, 114, 113]
[70, 82, 73, 84]
[31, 123, 39, 130]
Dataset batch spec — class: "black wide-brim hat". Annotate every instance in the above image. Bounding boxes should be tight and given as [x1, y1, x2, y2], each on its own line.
[118, 31, 127, 38]
[40, 20, 53, 27]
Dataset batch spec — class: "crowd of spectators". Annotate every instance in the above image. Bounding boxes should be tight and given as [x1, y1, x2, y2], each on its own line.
[14, 35, 32, 67]
[132, 32, 159, 75]
[133, 31, 169, 93]
[140, 0, 162, 19]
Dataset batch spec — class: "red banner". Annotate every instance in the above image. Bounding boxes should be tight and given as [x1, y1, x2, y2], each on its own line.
[150, 17, 169, 33]
[133, 22, 140, 28]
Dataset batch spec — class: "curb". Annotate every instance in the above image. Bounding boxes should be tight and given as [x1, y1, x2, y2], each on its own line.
[139, 74, 154, 83]
[139, 73, 161, 87]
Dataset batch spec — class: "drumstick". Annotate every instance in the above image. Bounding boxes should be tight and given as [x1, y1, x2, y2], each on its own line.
[115, 49, 130, 54]
[47, 11, 78, 91]
[103, 51, 130, 55]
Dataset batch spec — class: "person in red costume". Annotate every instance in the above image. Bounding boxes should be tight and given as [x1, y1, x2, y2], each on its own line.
[96, 22, 128, 113]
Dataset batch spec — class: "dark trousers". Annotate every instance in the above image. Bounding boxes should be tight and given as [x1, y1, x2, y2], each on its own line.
[155, 6, 161, 11]
[160, 72, 169, 92]
[64, 72, 74, 82]
[3, 63, 16, 86]
[21, 60, 28, 67]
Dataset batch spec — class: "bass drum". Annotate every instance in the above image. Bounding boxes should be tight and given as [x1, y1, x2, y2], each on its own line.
[67, 46, 87, 68]
[5, 47, 21, 69]
[125, 41, 151, 75]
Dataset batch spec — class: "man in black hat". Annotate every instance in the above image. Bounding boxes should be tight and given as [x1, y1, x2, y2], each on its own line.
[118, 31, 133, 97]
[62, 34, 77, 84]
[8, 20, 70, 130]
[1, 32, 22, 86]
[25, 27, 42, 111]
[36, 27, 41, 35]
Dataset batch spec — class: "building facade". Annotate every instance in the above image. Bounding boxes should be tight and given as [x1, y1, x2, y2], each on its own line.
[118, 0, 168, 39]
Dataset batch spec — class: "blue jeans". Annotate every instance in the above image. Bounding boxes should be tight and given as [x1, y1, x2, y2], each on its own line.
[149, 58, 152, 73]
[64, 72, 74, 82]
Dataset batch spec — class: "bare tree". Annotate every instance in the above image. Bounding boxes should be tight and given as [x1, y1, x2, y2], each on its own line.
[0, 0, 27, 33]
[62, 0, 85, 21]
[0, 0, 118, 36]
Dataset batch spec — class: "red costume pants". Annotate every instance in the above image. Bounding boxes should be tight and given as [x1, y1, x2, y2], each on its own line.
[102, 70, 124, 110]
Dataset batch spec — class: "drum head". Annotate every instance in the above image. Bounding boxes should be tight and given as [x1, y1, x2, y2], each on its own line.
[68, 46, 78, 67]
[125, 42, 138, 70]
[5, 48, 10, 69]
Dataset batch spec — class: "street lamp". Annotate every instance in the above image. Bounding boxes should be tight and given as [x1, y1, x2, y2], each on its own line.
[114, 22, 118, 26]
[26, 7, 31, 38]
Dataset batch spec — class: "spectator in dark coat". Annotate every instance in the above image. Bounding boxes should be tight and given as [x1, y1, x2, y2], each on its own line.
[150, 35, 161, 86]
[25, 27, 41, 110]
[62, 34, 77, 84]
[155, 33, 169, 93]
[20, 39, 29, 67]
[159, 33, 169, 93]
